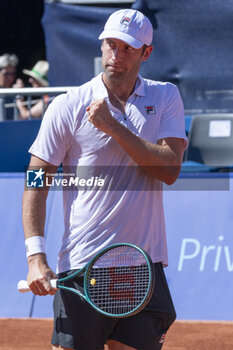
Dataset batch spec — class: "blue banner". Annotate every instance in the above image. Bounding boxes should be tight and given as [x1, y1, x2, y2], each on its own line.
[164, 184, 233, 320]
[1, 172, 233, 320]
[42, 0, 233, 113]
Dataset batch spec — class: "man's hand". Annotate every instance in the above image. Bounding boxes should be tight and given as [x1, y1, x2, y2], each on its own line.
[86, 99, 118, 135]
[27, 253, 57, 296]
[86, 100, 186, 185]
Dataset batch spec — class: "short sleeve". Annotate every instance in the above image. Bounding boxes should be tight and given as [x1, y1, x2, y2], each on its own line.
[157, 84, 188, 147]
[29, 92, 74, 166]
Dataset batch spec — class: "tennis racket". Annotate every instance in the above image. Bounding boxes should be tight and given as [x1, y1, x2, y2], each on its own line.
[18, 243, 155, 318]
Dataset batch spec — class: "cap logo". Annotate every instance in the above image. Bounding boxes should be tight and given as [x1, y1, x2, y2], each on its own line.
[120, 16, 132, 26]
[145, 105, 156, 115]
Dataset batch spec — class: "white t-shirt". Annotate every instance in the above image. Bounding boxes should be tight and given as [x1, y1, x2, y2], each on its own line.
[29, 73, 187, 272]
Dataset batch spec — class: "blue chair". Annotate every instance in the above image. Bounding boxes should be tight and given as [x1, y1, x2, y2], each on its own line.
[183, 113, 233, 172]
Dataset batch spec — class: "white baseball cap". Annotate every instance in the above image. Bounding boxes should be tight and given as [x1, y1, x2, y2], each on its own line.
[98, 9, 153, 49]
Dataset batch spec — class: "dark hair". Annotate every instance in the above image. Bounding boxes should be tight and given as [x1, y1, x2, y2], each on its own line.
[141, 44, 149, 55]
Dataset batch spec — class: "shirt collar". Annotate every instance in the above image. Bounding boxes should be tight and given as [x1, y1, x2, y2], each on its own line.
[133, 75, 146, 97]
[91, 73, 146, 100]
[91, 73, 108, 100]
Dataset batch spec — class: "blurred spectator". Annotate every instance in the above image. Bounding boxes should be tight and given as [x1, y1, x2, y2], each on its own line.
[0, 53, 19, 120]
[14, 60, 49, 119]
[0, 53, 18, 88]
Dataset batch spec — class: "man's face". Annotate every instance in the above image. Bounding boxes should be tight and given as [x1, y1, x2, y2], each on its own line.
[101, 38, 152, 82]
[29, 77, 42, 88]
[0, 66, 16, 87]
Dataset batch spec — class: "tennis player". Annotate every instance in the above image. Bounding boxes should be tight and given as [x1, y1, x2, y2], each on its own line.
[23, 9, 187, 350]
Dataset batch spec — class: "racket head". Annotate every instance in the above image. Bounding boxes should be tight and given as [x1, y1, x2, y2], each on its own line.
[84, 243, 155, 318]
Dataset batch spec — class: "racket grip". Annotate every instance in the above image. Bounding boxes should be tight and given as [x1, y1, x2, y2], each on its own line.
[17, 279, 57, 293]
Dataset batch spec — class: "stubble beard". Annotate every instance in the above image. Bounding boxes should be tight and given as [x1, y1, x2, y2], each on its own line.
[103, 65, 126, 82]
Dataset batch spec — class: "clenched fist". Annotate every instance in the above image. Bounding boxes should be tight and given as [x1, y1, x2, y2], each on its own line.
[86, 99, 117, 135]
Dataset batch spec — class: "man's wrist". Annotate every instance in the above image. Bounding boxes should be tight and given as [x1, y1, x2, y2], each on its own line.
[27, 252, 48, 267]
[25, 236, 46, 258]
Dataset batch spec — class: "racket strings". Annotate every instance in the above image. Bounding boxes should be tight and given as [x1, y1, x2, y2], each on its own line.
[86, 246, 151, 315]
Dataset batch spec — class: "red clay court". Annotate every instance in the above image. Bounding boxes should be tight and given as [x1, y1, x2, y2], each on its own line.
[1, 318, 233, 350]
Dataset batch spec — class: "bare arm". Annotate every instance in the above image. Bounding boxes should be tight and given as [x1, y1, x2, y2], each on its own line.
[16, 99, 45, 119]
[86, 99, 186, 185]
[23, 155, 58, 295]
[13, 79, 45, 119]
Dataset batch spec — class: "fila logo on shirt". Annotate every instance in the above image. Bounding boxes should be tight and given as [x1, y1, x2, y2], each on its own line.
[145, 105, 156, 115]
[120, 16, 132, 25]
